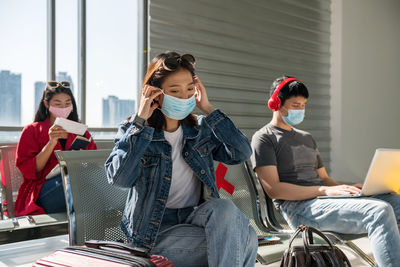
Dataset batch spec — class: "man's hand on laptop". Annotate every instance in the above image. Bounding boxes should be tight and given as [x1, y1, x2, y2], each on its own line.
[352, 183, 363, 189]
[320, 184, 362, 196]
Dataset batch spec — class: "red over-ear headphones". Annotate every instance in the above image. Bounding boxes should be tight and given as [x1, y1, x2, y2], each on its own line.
[267, 77, 298, 111]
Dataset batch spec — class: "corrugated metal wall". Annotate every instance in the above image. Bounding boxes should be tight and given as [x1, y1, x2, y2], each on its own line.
[149, 0, 331, 168]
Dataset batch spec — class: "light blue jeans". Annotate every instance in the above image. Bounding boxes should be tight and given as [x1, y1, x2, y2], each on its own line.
[151, 198, 258, 267]
[280, 193, 400, 267]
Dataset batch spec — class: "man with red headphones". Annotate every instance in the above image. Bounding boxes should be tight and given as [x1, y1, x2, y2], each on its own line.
[250, 76, 400, 266]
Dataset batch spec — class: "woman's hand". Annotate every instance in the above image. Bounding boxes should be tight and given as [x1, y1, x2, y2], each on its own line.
[37, 124, 67, 172]
[194, 76, 215, 115]
[48, 125, 68, 145]
[137, 85, 163, 120]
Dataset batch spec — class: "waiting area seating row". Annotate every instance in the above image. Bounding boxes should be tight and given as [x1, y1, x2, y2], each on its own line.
[0, 142, 375, 265]
[0, 141, 115, 244]
[55, 149, 375, 265]
[55, 149, 285, 263]
[0, 144, 68, 245]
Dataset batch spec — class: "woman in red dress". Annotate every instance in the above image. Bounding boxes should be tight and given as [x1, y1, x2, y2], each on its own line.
[14, 81, 97, 216]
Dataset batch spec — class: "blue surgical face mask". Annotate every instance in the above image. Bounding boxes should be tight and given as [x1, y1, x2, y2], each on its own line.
[160, 92, 196, 120]
[282, 108, 305, 126]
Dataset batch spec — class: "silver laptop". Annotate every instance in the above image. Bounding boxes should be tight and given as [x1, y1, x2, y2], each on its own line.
[318, 148, 400, 198]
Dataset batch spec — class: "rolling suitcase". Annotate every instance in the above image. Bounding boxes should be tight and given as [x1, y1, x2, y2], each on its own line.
[33, 240, 174, 267]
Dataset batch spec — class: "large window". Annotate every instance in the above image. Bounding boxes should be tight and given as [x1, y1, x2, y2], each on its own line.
[0, 0, 46, 141]
[56, 0, 78, 110]
[0, 0, 143, 142]
[87, 0, 138, 129]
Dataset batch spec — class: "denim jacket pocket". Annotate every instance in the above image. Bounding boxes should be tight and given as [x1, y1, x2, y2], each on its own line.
[141, 153, 160, 166]
[194, 137, 216, 157]
[141, 153, 160, 180]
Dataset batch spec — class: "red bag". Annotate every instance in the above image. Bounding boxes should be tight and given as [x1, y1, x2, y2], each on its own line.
[33, 240, 174, 267]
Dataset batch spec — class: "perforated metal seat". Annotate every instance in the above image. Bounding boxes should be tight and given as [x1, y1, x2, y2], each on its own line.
[215, 161, 271, 237]
[0, 144, 23, 218]
[0, 144, 68, 242]
[215, 161, 299, 264]
[55, 149, 129, 246]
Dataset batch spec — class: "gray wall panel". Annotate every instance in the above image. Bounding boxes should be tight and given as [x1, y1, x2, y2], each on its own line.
[149, 0, 331, 168]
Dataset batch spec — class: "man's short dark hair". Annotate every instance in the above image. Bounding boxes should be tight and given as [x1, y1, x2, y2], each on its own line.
[269, 76, 309, 105]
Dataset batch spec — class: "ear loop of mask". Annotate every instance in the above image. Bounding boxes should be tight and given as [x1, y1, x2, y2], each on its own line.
[156, 87, 198, 109]
[156, 88, 164, 111]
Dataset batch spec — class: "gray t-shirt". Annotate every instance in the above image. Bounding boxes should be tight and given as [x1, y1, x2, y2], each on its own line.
[251, 123, 325, 209]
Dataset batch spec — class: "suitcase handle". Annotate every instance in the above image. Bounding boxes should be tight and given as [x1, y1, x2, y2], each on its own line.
[85, 240, 150, 258]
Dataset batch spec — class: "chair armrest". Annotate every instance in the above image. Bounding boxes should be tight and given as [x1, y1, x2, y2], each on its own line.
[31, 213, 68, 225]
[0, 219, 15, 231]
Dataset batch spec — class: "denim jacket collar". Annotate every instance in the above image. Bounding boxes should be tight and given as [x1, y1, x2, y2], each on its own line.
[182, 122, 199, 140]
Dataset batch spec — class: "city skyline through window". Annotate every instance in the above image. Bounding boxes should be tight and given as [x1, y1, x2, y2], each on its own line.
[0, 1, 46, 127]
[86, 0, 138, 127]
[0, 0, 139, 135]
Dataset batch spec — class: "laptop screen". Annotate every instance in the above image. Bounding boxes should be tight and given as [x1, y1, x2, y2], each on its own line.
[361, 148, 400, 196]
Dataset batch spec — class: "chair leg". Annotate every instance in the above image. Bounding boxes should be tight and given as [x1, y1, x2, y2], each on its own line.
[324, 232, 375, 266]
[344, 240, 375, 266]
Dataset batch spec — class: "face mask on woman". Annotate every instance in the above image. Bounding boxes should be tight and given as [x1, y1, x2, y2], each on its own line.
[49, 105, 73, 119]
[282, 109, 305, 126]
[160, 92, 196, 120]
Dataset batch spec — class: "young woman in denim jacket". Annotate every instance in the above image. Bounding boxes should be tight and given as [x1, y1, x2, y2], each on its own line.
[105, 52, 258, 267]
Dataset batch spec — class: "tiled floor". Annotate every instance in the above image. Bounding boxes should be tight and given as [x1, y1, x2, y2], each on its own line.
[0, 235, 69, 267]
[0, 234, 373, 266]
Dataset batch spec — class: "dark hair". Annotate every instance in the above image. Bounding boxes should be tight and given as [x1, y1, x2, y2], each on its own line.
[143, 51, 197, 131]
[269, 75, 309, 106]
[34, 82, 79, 122]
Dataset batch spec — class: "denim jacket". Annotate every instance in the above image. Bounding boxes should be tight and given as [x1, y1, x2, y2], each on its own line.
[105, 109, 252, 250]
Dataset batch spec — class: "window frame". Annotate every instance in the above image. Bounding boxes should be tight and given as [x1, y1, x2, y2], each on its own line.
[0, 0, 148, 139]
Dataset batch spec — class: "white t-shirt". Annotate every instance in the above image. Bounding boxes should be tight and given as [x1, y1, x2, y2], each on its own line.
[164, 125, 201, 209]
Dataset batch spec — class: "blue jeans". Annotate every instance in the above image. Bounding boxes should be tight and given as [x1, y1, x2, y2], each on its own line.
[151, 198, 258, 267]
[280, 193, 400, 267]
[36, 175, 66, 214]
